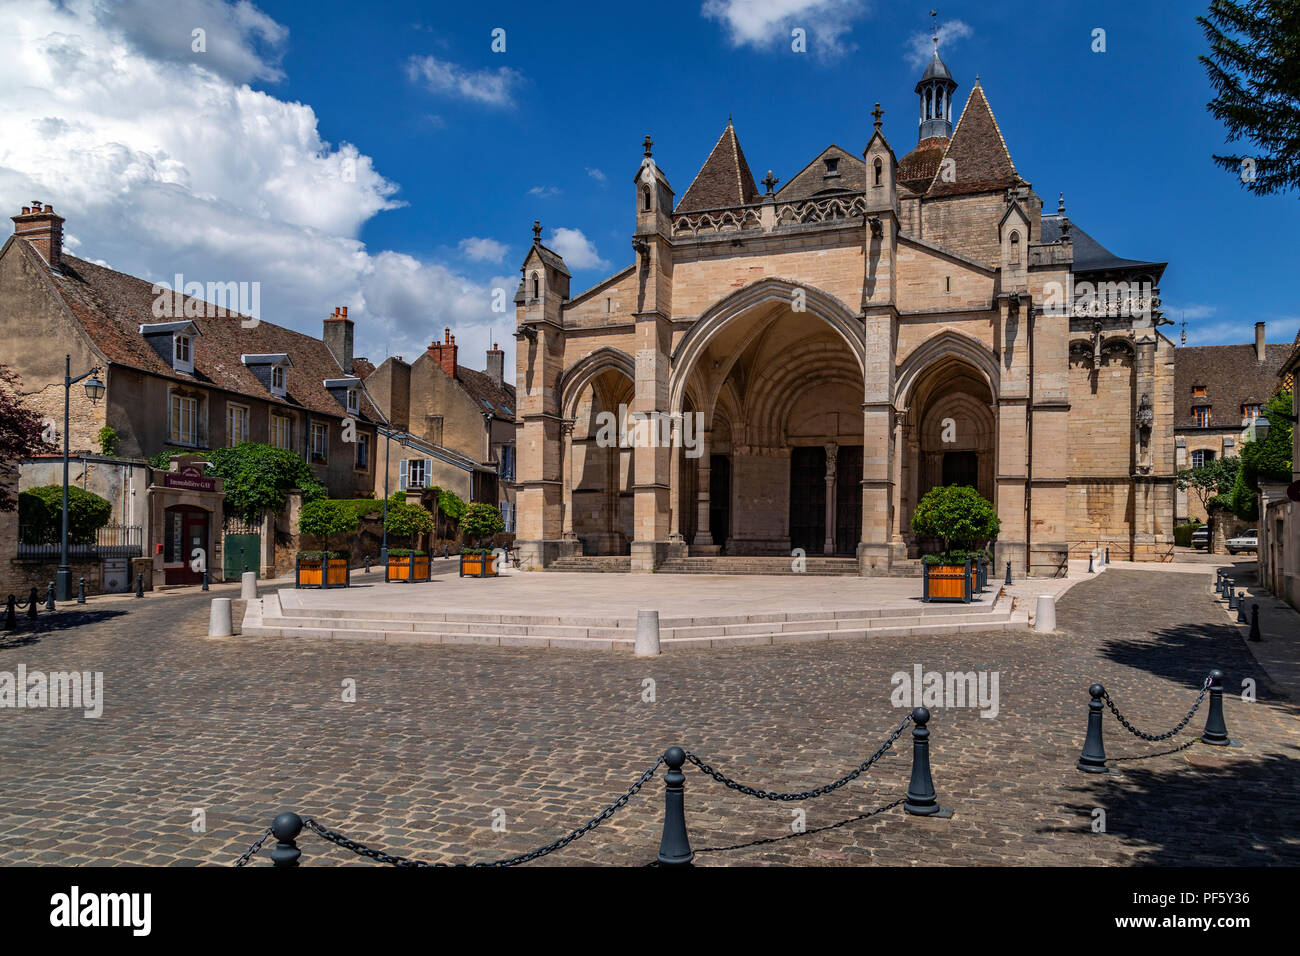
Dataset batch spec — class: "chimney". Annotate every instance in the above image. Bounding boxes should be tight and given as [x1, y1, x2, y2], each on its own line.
[1255, 321, 1266, 362]
[323, 305, 354, 373]
[427, 327, 459, 379]
[11, 200, 64, 269]
[486, 341, 505, 388]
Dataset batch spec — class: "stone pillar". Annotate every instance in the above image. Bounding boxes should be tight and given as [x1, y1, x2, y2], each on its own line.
[859, 313, 898, 573]
[891, 411, 906, 548]
[560, 420, 577, 541]
[630, 269, 673, 572]
[995, 297, 1029, 575]
[1028, 297, 1070, 577]
[823, 442, 838, 555]
[693, 431, 712, 548]
[666, 419, 687, 559]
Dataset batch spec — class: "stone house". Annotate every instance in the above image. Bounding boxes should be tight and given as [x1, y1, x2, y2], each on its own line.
[362, 330, 518, 531]
[1173, 322, 1293, 524]
[1259, 332, 1300, 610]
[514, 51, 1178, 575]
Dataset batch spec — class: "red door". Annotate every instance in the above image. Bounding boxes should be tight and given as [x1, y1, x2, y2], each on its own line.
[164, 507, 209, 585]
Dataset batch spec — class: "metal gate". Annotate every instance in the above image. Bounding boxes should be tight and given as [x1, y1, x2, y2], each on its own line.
[223, 515, 261, 579]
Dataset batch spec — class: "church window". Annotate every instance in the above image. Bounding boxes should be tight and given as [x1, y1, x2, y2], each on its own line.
[873, 158, 882, 186]
[824, 157, 839, 175]
[643, 188, 651, 211]
[1009, 231, 1021, 265]
[945, 276, 951, 292]
[531, 273, 539, 299]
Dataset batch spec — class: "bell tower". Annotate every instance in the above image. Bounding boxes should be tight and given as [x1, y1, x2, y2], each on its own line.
[916, 15, 958, 142]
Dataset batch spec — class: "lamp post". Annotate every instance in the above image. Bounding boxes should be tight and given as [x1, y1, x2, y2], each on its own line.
[377, 425, 410, 566]
[57, 355, 105, 602]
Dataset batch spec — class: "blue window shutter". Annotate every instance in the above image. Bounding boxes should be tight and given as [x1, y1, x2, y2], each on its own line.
[426, 458, 433, 486]
[399, 459, 408, 490]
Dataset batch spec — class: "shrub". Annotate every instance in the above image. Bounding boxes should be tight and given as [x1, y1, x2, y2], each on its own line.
[436, 487, 467, 523]
[910, 485, 1000, 563]
[96, 425, 119, 457]
[386, 548, 427, 557]
[19, 485, 113, 544]
[1174, 522, 1203, 548]
[460, 502, 505, 547]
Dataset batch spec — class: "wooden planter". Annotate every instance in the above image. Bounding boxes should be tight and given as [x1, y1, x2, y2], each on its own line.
[295, 555, 350, 589]
[459, 552, 498, 578]
[922, 559, 974, 603]
[387, 554, 430, 583]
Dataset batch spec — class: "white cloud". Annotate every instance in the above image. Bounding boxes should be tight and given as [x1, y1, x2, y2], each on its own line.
[458, 237, 509, 264]
[528, 185, 561, 198]
[586, 167, 607, 183]
[701, 0, 868, 59]
[547, 227, 609, 270]
[405, 54, 524, 107]
[0, 0, 516, 375]
[905, 19, 973, 68]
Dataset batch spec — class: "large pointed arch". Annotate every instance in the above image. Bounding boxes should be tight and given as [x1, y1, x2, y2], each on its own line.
[668, 277, 865, 415]
[894, 330, 1000, 408]
[559, 346, 636, 419]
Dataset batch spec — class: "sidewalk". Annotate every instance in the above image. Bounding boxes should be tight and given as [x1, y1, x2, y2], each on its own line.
[1213, 564, 1300, 700]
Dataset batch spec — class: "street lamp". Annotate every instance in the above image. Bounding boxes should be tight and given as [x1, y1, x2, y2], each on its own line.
[377, 425, 410, 567]
[57, 354, 105, 601]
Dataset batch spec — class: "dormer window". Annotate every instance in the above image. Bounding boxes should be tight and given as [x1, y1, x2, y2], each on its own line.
[139, 320, 200, 373]
[347, 388, 359, 413]
[271, 365, 285, 394]
[174, 333, 192, 369]
[823, 157, 840, 177]
[241, 353, 293, 399]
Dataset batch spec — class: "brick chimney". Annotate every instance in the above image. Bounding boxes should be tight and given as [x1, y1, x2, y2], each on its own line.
[323, 305, 354, 372]
[1255, 321, 1266, 362]
[11, 201, 64, 269]
[428, 327, 458, 379]
[486, 341, 505, 388]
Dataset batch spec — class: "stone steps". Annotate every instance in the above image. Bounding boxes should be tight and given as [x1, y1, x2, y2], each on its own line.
[545, 556, 631, 572]
[657, 557, 859, 575]
[241, 591, 1019, 650]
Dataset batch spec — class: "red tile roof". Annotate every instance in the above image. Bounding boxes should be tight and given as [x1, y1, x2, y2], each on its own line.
[676, 120, 761, 212]
[44, 246, 375, 421]
[924, 83, 1021, 199]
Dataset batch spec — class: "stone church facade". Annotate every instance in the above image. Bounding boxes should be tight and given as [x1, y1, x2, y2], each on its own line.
[514, 51, 1176, 576]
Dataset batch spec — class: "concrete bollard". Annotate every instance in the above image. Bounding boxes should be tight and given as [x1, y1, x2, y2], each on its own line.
[635, 609, 661, 657]
[208, 598, 233, 637]
[240, 571, 258, 600]
[1034, 594, 1057, 632]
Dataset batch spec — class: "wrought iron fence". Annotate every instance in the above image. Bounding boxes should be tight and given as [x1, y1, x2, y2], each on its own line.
[15, 523, 144, 559]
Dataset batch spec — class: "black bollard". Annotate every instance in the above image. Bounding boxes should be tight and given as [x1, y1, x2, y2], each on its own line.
[1105, 547, 1110, 564]
[3, 595, 15, 630]
[1088, 553, 1095, 573]
[1004, 561, 1012, 586]
[77, 577, 85, 604]
[364, 554, 371, 574]
[1076, 683, 1108, 773]
[270, 812, 304, 867]
[444, 545, 450, 560]
[656, 746, 694, 866]
[904, 706, 948, 815]
[45, 582, 55, 611]
[27, 587, 39, 619]
[135, 573, 144, 598]
[1249, 605, 1261, 642]
[1236, 594, 1247, 624]
[201, 568, 209, 592]
[1200, 669, 1231, 746]
[1228, 587, 1237, 611]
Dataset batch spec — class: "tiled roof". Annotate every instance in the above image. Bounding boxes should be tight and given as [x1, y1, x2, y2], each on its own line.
[1173, 342, 1294, 430]
[898, 136, 950, 192]
[925, 83, 1021, 199]
[676, 120, 761, 212]
[774, 145, 865, 202]
[454, 364, 515, 420]
[43, 247, 376, 421]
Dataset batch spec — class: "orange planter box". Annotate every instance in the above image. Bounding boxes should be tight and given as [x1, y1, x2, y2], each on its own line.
[922, 563, 974, 603]
[387, 555, 430, 583]
[296, 557, 349, 588]
[459, 554, 498, 577]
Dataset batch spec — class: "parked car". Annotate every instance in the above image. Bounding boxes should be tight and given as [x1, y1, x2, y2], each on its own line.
[1226, 529, 1258, 555]
[1190, 526, 1210, 550]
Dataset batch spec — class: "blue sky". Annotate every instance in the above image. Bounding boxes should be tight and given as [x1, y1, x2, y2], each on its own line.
[3, 0, 1295, 372]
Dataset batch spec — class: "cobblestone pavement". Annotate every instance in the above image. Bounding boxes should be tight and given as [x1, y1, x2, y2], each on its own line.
[0, 569, 1296, 866]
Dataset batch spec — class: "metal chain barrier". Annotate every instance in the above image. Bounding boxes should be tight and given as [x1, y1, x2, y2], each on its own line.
[684, 714, 913, 801]
[255, 757, 665, 868]
[693, 798, 905, 855]
[1102, 677, 1212, 742]
[234, 827, 272, 867]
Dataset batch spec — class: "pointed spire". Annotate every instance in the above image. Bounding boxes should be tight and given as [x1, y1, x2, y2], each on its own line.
[676, 119, 761, 212]
[925, 83, 1018, 198]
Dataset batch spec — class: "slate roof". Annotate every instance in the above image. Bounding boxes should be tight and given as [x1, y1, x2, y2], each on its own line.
[925, 82, 1021, 199]
[33, 243, 376, 422]
[917, 51, 955, 87]
[1173, 342, 1294, 430]
[1040, 215, 1166, 276]
[676, 120, 761, 212]
[898, 136, 950, 192]
[774, 145, 865, 202]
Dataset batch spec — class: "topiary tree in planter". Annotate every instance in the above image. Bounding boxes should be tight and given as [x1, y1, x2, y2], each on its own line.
[460, 502, 505, 551]
[911, 485, 1000, 566]
[297, 499, 359, 559]
[385, 500, 435, 551]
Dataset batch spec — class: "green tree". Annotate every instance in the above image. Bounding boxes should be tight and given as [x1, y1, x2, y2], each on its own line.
[1198, 0, 1300, 196]
[910, 485, 1001, 562]
[384, 500, 435, 549]
[1229, 390, 1294, 519]
[297, 499, 360, 557]
[1176, 455, 1241, 514]
[150, 442, 325, 521]
[19, 485, 113, 544]
[460, 502, 505, 549]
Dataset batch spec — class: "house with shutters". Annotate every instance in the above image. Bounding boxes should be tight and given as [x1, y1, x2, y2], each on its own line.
[361, 329, 518, 531]
[0, 200, 380, 584]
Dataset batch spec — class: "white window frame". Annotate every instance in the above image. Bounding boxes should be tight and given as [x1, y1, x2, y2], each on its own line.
[310, 422, 329, 464]
[270, 364, 286, 397]
[271, 413, 292, 450]
[173, 333, 193, 373]
[170, 392, 199, 446]
[401, 458, 432, 490]
[355, 432, 370, 470]
[227, 403, 249, 446]
[346, 388, 359, 413]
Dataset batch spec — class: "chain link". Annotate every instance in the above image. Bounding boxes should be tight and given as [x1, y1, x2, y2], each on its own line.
[1102, 676, 1212, 742]
[234, 827, 272, 867]
[298, 756, 664, 868]
[684, 714, 913, 801]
